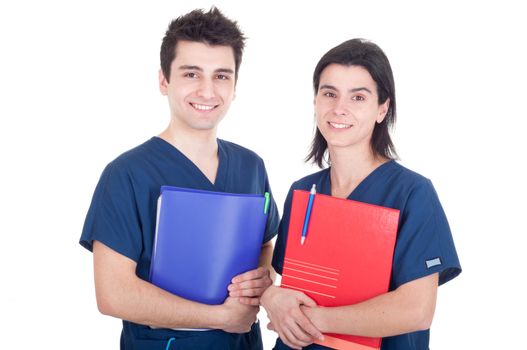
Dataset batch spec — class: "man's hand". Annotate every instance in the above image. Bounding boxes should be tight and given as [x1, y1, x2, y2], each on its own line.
[260, 285, 324, 349]
[228, 266, 273, 305]
[220, 297, 259, 333]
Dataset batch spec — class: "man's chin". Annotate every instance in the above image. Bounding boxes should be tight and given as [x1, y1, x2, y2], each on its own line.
[188, 122, 220, 131]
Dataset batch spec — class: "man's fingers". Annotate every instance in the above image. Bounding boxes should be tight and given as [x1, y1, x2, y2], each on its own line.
[237, 296, 261, 306]
[231, 266, 268, 283]
[230, 287, 266, 298]
[229, 277, 271, 291]
[229, 279, 267, 291]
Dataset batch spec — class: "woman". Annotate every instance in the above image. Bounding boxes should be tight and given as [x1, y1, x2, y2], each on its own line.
[257, 39, 461, 349]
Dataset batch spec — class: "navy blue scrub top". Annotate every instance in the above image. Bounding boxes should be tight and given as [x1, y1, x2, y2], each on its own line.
[272, 160, 461, 350]
[80, 137, 280, 350]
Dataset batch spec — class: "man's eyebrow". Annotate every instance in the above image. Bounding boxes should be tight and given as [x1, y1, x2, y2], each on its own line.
[215, 68, 234, 74]
[178, 65, 203, 71]
[178, 66, 234, 75]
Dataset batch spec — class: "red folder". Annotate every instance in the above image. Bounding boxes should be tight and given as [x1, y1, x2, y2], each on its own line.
[280, 190, 399, 350]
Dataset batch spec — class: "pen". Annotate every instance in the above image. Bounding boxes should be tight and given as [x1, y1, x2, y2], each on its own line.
[301, 184, 316, 245]
[264, 192, 270, 214]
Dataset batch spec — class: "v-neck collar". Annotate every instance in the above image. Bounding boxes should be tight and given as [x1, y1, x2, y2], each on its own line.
[151, 136, 229, 191]
[320, 160, 395, 200]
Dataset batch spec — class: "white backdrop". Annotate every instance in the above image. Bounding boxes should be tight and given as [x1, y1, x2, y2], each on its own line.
[1, 0, 526, 348]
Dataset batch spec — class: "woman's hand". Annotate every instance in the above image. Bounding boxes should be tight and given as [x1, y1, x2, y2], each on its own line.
[260, 285, 324, 349]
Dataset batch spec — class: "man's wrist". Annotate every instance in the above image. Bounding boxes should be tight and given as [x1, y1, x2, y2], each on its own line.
[203, 304, 227, 330]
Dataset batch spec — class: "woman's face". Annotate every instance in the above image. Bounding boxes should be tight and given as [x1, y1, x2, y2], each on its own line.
[315, 64, 389, 153]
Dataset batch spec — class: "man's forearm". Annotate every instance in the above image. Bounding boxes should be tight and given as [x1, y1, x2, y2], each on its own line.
[97, 273, 225, 329]
[259, 240, 275, 282]
[94, 241, 226, 329]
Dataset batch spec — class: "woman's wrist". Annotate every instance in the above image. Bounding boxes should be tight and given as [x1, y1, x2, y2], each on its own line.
[260, 284, 277, 307]
[302, 305, 328, 333]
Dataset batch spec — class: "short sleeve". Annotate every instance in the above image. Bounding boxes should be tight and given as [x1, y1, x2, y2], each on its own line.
[271, 185, 295, 275]
[391, 179, 461, 289]
[263, 178, 280, 243]
[258, 157, 280, 243]
[79, 162, 143, 262]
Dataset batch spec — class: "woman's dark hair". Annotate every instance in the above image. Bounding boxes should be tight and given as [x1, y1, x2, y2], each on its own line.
[160, 7, 245, 83]
[307, 38, 398, 167]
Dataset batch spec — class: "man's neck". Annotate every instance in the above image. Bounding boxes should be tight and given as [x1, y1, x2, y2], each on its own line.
[159, 122, 219, 184]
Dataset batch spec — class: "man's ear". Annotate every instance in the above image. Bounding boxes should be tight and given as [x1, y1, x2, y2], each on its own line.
[159, 69, 168, 95]
[377, 98, 390, 123]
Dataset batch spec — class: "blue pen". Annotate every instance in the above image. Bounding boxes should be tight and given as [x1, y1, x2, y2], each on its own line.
[301, 184, 316, 245]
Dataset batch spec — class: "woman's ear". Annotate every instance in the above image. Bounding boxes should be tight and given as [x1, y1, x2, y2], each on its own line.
[377, 98, 390, 123]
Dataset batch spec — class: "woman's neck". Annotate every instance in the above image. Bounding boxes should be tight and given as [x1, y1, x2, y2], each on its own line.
[328, 146, 387, 198]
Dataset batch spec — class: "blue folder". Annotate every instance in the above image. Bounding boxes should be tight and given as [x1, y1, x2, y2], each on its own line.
[149, 186, 269, 305]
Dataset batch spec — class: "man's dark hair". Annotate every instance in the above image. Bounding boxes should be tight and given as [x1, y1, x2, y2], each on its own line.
[160, 7, 246, 83]
[307, 38, 398, 168]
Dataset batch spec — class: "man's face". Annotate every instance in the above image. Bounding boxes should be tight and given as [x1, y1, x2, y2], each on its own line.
[159, 40, 236, 132]
[315, 64, 389, 152]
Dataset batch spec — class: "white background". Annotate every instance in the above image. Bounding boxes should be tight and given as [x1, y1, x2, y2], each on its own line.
[1, 0, 526, 348]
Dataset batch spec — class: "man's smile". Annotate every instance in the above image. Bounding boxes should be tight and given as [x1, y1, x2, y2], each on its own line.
[190, 103, 218, 111]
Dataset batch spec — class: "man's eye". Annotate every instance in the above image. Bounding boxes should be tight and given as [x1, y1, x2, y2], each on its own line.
[185, 72, 198, 78]
[217, 74, 230, 80]
[352, 95, 365, 101]
[323, 92, 336, 98]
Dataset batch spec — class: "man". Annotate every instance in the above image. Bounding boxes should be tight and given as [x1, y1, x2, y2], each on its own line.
[80, 7, 279, 349]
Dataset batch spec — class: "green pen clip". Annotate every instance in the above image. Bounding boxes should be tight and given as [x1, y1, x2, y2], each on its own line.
[264, 192, 270, 214]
